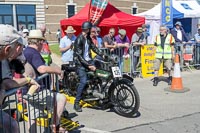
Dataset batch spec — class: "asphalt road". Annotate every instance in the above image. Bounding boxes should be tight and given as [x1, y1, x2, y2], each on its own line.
[65, 70, 200, 133]
[114, 112, 200, 133]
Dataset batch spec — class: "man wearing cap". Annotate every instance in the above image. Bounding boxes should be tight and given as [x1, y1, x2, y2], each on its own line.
[171, 21, 189, 70]
[194, 28, 200, 69]
[131, 27, 146, 77]
[59, 26, 76, 63]
[24, 29, 67, 132]
[115, 29, 130, 72]
[0, 24, 40, 133]
[22, 29, 29, 46]
[153, 25, 175, 86]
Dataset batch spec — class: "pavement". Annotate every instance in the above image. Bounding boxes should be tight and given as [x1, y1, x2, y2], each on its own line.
[50, 53, 200, 133]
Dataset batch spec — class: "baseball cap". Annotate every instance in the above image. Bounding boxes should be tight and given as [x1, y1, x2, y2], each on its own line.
[118, 29, 126, 36]
[23, 29, 29, 33]
[175, 21, 182, 26]
[0, 24, 22, 45]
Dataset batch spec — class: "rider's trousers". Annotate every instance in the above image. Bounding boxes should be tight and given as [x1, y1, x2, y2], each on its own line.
[75, 66, 87, 103]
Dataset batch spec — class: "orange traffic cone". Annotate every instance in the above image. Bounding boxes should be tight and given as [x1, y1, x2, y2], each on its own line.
[164, 54, 190, 93]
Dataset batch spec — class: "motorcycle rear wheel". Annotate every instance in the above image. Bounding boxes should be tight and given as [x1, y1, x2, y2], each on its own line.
[110, 79, 140, 117]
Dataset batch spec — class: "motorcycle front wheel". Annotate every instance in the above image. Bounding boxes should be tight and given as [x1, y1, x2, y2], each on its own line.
[110, 79, 140, 117]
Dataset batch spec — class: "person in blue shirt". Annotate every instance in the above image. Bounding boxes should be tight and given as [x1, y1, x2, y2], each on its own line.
[59, 26, 77, 63]
[96, 27, 103, 48]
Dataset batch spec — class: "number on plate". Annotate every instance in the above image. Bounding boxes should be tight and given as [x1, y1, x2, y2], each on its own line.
[111, 67, 122, 78]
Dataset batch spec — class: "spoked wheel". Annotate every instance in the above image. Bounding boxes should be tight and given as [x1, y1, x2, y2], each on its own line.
[110, 79, 140, 117]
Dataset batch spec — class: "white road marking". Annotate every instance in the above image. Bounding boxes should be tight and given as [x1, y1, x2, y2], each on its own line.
[80, 127, 111, 133]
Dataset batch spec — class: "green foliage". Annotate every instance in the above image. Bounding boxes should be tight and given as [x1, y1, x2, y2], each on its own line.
[50, 44, 61, 56]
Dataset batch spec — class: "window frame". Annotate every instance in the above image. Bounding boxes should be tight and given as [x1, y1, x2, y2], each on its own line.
[16, 4, 36, 30]
[0, 4, 13, 25]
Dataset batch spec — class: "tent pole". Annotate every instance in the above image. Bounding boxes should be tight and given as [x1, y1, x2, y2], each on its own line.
[88, 0, 92, 21]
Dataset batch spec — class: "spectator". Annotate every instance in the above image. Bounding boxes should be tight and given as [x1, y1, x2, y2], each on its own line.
[96, 27, 103, 48]
[194, 28, 200, 69]
[24, 29, 67, 132]
[0, 24, 39, 133]
[103, 28, 117, 52]
[90, 26, 98, 47]
[142, 24, 149, 44]
[56, 29, 61, 43]
[38, 24, 52, 65]
[59, 26, 76, 63]
[153, 25, 175, 86]
[131, 27, 146, 76]
[171, 21, 189, 43]
[22, 29, 29, 47]
[115, 29, 130, 72]
[170, 21, 189, 70]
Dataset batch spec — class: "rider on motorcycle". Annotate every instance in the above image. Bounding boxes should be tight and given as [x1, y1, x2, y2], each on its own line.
[73, 21, 106, 112]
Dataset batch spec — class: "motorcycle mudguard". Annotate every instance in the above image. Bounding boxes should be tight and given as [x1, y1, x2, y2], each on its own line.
[122, 73, 134, 83]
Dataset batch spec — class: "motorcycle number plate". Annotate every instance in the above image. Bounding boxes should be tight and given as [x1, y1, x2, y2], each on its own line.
[111, 67, 122, 78]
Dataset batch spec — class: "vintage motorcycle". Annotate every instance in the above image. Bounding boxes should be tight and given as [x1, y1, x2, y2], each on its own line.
[61, 55, 140, 117]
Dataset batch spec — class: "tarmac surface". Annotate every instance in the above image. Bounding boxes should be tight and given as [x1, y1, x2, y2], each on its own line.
[50, 53, 200, 133]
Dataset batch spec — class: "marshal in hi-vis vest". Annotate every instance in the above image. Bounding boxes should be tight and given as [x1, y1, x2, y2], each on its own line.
[155, 34, 175, 59]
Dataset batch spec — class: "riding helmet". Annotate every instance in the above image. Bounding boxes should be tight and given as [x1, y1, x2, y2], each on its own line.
[81, 21, 93, 30]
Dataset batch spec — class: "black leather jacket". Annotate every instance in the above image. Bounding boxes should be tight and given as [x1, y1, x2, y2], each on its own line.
[73, 33, 103, 69]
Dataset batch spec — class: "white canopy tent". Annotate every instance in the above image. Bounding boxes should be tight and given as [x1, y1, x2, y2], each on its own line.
[135, 0, 200, 44]
[173, 0, 200, 18]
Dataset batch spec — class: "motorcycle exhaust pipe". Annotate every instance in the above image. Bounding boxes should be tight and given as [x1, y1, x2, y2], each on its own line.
[92, 91, 105, 99]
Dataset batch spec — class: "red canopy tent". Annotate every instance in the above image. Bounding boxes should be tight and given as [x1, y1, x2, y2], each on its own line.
[60, 3, 145, 39]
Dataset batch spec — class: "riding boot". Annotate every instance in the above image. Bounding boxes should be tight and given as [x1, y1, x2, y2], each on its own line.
[74, 102, 82, 112]
[168, 76, 172, 85]
[153, 77, 158, 86]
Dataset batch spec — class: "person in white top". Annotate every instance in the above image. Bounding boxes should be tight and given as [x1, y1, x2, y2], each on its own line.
[170, 21, 190, 70]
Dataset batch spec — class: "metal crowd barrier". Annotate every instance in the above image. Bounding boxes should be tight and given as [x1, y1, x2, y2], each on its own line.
[193, 43, 200, 67]
[99, 47, 140, 77]
[174, 42, 200, 71]
[0, 73, 59, 133]
[99, 42, 200, 77]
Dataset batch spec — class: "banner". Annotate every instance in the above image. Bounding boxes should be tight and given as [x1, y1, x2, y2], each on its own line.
[141, 45, 163, 78]
[89, 0, 108, 25]
[161, 0, 173, 28]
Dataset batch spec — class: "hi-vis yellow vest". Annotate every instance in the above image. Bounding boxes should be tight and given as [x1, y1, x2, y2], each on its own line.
[155, 34, 174, 59]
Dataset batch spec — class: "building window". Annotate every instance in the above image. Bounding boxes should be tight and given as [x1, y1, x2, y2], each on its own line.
[0, 4, 13, 25]
[68, 5, 75, 18]
[132, 7, 138, 14]
[16, 5, 36, 31]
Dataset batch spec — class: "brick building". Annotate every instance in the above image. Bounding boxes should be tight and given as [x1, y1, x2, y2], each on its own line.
[0, 0, 160, 42]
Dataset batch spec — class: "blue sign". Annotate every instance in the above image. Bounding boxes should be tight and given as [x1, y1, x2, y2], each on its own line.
[161, 0, 173, 28]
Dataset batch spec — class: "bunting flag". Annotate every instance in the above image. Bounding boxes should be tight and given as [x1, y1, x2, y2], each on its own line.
[89, 0, 109, 25]
[161, 0, 173, 28]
